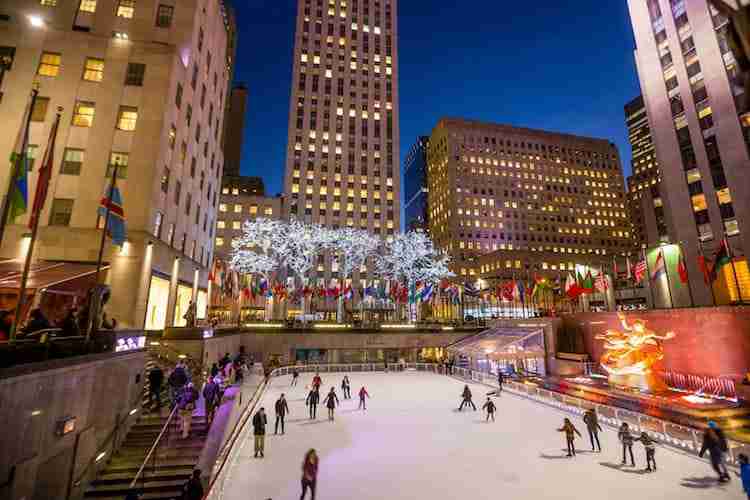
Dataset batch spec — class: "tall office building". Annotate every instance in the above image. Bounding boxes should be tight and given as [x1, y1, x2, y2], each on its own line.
[403, 136, 429, 232]
[0, 0, 235, 328]
[624, 95, 665, 248]
[427, 118, 631, 281]
[283, 0, 400, 282]
[628, 0, 750, 305]
[223, 83, 248, 177]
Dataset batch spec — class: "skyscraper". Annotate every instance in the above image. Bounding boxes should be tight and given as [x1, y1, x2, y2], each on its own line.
[223, 84, 249, 178]
[628, 0, 750, 305]
[403, 136, 429, 232]
[284, 0, 400, 275]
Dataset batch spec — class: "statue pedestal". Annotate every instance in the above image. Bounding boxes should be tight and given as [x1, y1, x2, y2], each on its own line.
[608, 371, 667, 393]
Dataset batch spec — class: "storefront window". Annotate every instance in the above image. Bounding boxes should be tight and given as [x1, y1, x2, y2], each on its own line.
[196, 289, 208, 319]
[173, 284, 193, 327]
[145, 275, 170, 330]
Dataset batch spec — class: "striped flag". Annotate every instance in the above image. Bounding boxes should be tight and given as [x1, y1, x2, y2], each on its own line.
[633, 260, 647, 284]
[594, 272, 609, 293]
[98, 184, 127, 246]
[651, 250, 666, 280]
[6, 93, 35, 222]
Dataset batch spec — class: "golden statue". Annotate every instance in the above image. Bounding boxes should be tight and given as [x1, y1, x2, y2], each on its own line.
[595, 313, 675, 392]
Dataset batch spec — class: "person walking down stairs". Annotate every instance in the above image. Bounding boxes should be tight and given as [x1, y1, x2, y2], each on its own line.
[178, 383, 199, 439]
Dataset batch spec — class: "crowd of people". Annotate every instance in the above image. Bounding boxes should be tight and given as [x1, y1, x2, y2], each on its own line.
[0, 303, 118, 341]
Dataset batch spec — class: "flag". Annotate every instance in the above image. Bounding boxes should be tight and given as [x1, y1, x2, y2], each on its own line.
[625, 256, 632, 281]
[29, 111, 61, 229]
[580, 271, 595, 294]
[613, 257, 619, 278]
[712, 239, 731, 280]
[6, 93, 35, 223]
[501, 281, 515, 301]
[565, 273, 581, 299]
[633, 260, 647, 284]
[98, 184, 127, 247]
[463, 282, 479, 298]
[421, 283, 434, 302]
[651, 250, 666, 280]
[677, 251, 689, 284]
[343, 284, 353, 300]
[594, 272, 609, 293]
[698, 254, 713, 284]
[515, 280, 525, 303]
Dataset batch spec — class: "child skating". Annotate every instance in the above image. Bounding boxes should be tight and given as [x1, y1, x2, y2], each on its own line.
[358, 386, 370, 410]
[636, 431, 658, 472]
[341, 375, 351, 399]
[482, 397, 496, 422]
[291, 369, 299, 386]
[459, 385, 476, 411]
[557, 418, 582, 457]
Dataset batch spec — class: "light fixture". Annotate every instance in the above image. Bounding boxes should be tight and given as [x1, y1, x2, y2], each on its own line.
[441, 326, 454, 331]
[149, 341, 160, 346]
[129, 408, 138, 416]
[177, 354, 187, 359]
[31, 410, 42, 416]
[28, 15, 44, 28]
[313, 323, 351, 329]
[381, 324, 416, 329]
[95, 452, 107, 463]
[243, 322, 284, 328]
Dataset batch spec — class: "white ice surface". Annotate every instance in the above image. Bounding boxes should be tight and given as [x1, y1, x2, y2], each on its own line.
[219, 371, 743, 500]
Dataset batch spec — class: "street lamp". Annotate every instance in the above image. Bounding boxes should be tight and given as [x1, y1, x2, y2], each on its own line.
[28, 15, 45, 28]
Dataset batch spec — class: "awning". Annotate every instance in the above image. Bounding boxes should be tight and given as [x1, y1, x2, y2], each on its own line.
[0, 260, 109, 292]
[447, 327, 546, 360]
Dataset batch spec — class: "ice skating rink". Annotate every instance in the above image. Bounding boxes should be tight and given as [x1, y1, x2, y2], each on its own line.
[218, 371, 743, 500]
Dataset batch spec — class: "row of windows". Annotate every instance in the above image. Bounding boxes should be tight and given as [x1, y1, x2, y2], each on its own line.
[31, 96, 138, 130]
[39, 0, 176, 28]
[37, 52, 146, 86]
[218, 204, 275, 215]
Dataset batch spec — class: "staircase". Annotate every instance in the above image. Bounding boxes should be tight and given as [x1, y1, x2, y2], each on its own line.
[84, 355, 208, 499]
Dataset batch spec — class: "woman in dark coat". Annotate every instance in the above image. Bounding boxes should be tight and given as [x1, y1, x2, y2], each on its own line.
[323, 387, 339, 421]
[459, 385, 476, 411]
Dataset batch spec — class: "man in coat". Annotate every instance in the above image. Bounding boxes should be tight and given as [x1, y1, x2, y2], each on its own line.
[252, 407, 268, 458]
[274, 393, 290, 434]
[699, 421, 730, 482]
[583, 409, 603, 452]
[306, 388, 320, 419]
[147, 365, 164, 410]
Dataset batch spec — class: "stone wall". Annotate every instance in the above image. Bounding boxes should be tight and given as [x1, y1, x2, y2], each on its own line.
[0, 351, 146, 500]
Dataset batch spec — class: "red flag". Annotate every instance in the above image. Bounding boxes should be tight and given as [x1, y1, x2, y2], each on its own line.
[29, 111, 62, 229]
[698, 255, 712, 284]
[677, 252, 689, 284]
[633, 260, 647, 284]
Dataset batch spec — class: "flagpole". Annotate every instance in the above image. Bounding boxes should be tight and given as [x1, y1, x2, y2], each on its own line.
[9, 108, 62, 343]
[661, 246, 676, 309]
[723, 234, 745, 304]
[642, 245, 657, 309]
[698, 239, 717, 306]
[87, 161, 120, 341]
[677, 241, 695, 307]
[0, 88, 39, 249]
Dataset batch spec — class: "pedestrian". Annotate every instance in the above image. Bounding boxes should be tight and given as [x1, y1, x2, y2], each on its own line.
[312, 372, 322, 391]
[252, 407, 267, 458]
[739, 453, 750, 499]
[210, 362, 219, 378]
[180, 469, 203, 500]
[497, 370, 504, 392]
[147, 365, 164, 410]
[233, 358, 245, 384]
[324, 387, 339, 421]
[383, 359, 388, 373]
[459, 385, 476, 411]
[21, 308, 51, 336]
[178, 383, 198, 439]
[306, 387, 320, 419]
[341, 375, 351, 399]
[275, 393, 290, 435]
[358, 386, 370, 410]
[482, 397, 496, 422]
[583, 409, 603, 452]
[292, 368, 300, 386]
[557, 417, 582, 457]
[300, 449, 319, 500]
[635, 431, 658, 472]
[219, 352, 231, 370]
[618, 422, 636, 467]
[699, 421, 730, 482]
[59, 308, 80, 337]
[203, 376, 221, 425]
[168, 363, 189, 406]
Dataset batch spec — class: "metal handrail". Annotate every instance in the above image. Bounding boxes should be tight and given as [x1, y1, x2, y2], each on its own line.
[129, 403, 180, 489]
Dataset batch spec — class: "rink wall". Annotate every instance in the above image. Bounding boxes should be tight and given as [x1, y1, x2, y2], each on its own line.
[562, 306, 750, 382]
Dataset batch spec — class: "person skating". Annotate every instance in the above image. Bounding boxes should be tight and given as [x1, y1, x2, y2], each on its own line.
[618, 422, 636, 467]
[300, 449, 319, 500]
[635, 431, 658, 472]
[324, 387, 339, 421]
[358, 386, 370, 410]
[497, 370, 504, 392]
[482, 397, 496, 422]
[306, 388, 320, 419]
[252, 407, 267, 458]
[583, 409, 603, 452]
[341, 375, 351, 399]
[558, 418, 582, 457]
[292, 369, 300, 386]
[699, 421, 730, 482]
[312, 372, 322, 391]
[459, 385, 476, 411]
[739, 453, 750, 499]
[275, 393, 290, 435]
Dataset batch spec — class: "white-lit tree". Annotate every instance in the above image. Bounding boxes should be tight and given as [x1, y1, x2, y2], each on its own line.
[377, 231, 454, 322]
[327, 227, 381, 322]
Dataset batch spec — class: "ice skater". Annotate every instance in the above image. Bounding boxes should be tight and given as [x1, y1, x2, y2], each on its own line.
[739, 453, 750, 499]
[557, 418, 582, 457]
[497, 370, 504, 392]
[635, 431, 658, 472]
[459, 385, 476, 411]
[292, 369, 300, 386]
[341, 375, 351, 399]
[358, 386, 370, 410]
[252, 407, 267, 458]
[274, 393, 289, 435]
[324, 387, 339, 421]
[618, 422, 636, 467]
[312, 372, 322, 391]
[482, 397, 496, 422]
[583, 409, 603, 452]
[699, 421, 730, 482]
[306, 387, 320, 419]
[300, 449, 319, 500]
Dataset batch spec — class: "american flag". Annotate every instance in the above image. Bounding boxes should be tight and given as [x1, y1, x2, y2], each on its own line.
[594, 272, 609, 293]
[633, 260, 648, 284]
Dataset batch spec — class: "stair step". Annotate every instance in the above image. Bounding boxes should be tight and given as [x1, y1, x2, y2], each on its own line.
[85, 478, 185, 495]
[114, 449, 202, 461]
[101, 461, 197, 474]
[84, 491, 182, 500]
[93, 468, 192, 485]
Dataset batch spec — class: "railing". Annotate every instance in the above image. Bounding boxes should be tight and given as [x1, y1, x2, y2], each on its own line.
[129, 404, 180, 490]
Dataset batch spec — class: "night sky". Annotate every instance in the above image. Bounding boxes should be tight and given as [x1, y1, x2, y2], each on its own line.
[231, 0, 641, 198]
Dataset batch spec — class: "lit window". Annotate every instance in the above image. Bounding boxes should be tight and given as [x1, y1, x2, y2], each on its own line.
[234, 204, 242, 213]
[37, 52, 61, 77]
[217, 221, 225, 229]
[232, 221, 241, 230]
[219, 204, 227, 212]
[61, 148, 84, 175]
[264, 207, 273, 215]
[717, 188, 732, 205]
[116, 106, 138, 130]
[691, 194, 707, 212]
[79, 0, 97, 12]
[40, 0, 57, 6]
[216, 237, 224, 247]
[106, 151, 128, 178]
[72, 101, 95, 127]
[116, 0, 135, 18]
